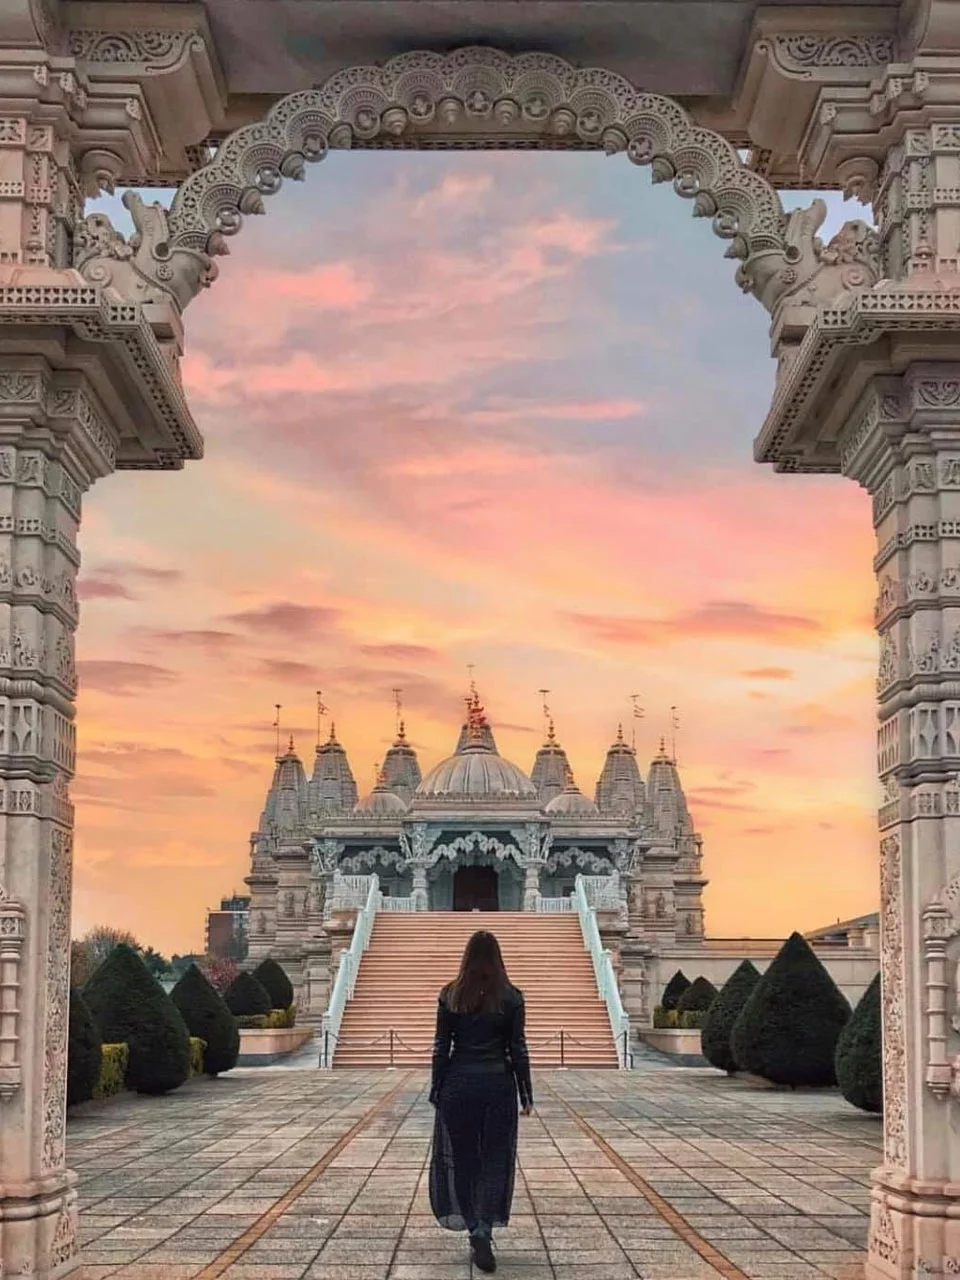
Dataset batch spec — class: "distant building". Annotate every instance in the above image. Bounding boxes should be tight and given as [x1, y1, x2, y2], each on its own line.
[205, 893, 250, 960]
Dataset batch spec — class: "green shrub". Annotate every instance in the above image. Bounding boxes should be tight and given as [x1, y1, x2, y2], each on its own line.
[701, 960, 761, 1074]
[188, 1037, 207, 1077]
[677, 976, 718, 1014]
[660, 970, 690, 1012]
[93, 1044, 129, 1100]
[67, 987, 102, 1106]
[835, 974, 882, 1113]
[171, 964, 240, 1076]
[265, 1005, 296, 1029]
[83, 943, 191, 1095]
[731, 932, 851, 1087]
[223, 971, 272, 1017]
[678, 1010, 708, 1029]
[252, 958, 294, 1011]
[652, 1007, 678, 1029]
[235, 1014, 269, 1029]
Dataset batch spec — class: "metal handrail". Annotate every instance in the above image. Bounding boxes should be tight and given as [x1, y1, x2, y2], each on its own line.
[320, 874, 380, 1067]
[573, 874, 632, 1069]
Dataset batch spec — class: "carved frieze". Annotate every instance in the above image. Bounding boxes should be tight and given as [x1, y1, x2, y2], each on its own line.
[41, 826, 72, 1174]
[770, 34, 895, 72]
[67, 29, 203, 71]
[880, 832, 907, 1167]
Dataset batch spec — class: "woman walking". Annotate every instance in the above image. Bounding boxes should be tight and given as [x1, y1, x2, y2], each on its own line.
[429, 929, 534, 1274]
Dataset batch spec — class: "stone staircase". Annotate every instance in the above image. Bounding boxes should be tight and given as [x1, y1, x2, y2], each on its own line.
[332, 912, 620, 1068]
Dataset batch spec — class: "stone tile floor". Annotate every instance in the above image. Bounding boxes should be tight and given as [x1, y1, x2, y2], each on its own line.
[70, 1062, 879, 1280]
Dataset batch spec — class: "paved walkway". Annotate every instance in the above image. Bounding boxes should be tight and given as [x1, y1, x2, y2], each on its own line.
[70, 1065, 878, 1280]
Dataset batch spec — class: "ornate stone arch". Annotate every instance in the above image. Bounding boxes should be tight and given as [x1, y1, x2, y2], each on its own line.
[166, 47, 787, 282]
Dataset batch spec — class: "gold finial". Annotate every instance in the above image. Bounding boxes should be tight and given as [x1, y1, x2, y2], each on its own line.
[329, 721, 337, 743]
[616, 723, 625, 745]
[659, 735, 667, 756]
[288, 733, 294, 753]
[467, 688, 489, 741]
[564, 760, 576, 789]
[374, 760, 385, 787]
[546, 716, 556, 745]
[273, 703, 282, 760]
[396, 718, 407, 743]
[392, 687, 403, 735]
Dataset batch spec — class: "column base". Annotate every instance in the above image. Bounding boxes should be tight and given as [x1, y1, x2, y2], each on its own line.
[0, 1174, 79, 1279]
[867, 1167, 960, 1279]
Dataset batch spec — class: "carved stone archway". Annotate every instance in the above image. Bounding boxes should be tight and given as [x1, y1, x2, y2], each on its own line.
[151, 50, 790, 308]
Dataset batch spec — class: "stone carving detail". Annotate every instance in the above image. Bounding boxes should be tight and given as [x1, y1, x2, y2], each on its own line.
[428, 831, 522, 866]
[68, 28, 203, 70]
[868, 1202, 899, 1269]
[0, 884, 26, 1099]
[770, 34, 895, 71]
[50, 1198, 80, 1269]
[737, 197, 881, 321]
[41, 827, 72, 1174]
[166, 48, 787, 312]
[922, 875, 960, 1097]
[75, 190, 218, 313]
[878, 633, 899, 692]
[545, 845, 613, 875]
[879, 832, 907, 1167]
[339, 845, 406, 873]
[309, 838, 344, 874]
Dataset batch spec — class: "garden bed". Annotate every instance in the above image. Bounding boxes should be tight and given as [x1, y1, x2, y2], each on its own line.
[237, 1027, 313, 1065]
[640, 1028, 707, 1066]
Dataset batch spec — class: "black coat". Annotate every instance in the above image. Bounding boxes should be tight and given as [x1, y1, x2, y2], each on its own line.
[429, 983, 533, 1109]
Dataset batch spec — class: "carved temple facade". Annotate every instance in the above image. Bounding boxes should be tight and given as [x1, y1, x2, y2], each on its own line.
[244, 692, 707, 1016]
[0, 1, 958, 1276]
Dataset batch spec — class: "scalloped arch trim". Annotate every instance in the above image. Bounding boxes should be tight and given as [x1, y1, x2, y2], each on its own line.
[168, 47, 786, 267]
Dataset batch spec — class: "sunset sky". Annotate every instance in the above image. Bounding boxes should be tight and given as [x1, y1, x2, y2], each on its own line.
[75, 152, 879, 956]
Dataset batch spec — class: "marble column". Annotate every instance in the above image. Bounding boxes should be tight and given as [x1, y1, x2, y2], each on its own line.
[411, 863, 429, 911]
[844, 369, 960, 1277]
[522, 860, 541, 911]
[0, 371, 113, 1279]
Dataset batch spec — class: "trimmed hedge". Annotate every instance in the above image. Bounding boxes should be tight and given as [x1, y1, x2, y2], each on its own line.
[731, 932, 851, 1087]
[266, 1006, 296, 1029]
[93, 1044, 129, 1101]
[252, 958, 294, 1011]
[224, 971, 272, 1018]
[701, 960, 761, 1074]
[835, 973, 882, 1113]
[171, 964, 240, 1076]
[67, 987, 102, 1106]
[653, 1006, 676, 1029]
[677, 976, 718, 1014]
[84, 943, 191, 1095]
[235, 1014, 269, 1029]
[661, 970, 690, 1012]
[678, 1010, 708, 1030]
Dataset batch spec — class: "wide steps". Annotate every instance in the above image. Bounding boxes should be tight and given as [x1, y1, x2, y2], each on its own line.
[334, 913, 619, 1068]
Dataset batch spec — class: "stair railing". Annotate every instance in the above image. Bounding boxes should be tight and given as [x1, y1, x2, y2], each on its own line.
[320, 873, 381, 1068]
[573, 873, 632, 1070]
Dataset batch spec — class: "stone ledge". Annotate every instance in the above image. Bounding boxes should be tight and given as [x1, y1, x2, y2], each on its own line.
[641, 1028, 706, 1065]
[237, 1026, 313, 1065]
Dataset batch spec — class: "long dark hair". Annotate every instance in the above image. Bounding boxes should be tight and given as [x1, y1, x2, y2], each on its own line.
[446, 930, 509, 1015]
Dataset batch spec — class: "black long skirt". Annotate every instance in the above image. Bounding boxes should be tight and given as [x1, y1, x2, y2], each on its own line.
[429, 1065, 518, 1232]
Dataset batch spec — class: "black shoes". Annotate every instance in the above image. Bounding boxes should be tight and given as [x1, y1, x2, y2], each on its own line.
[470, 1226, 496, 1274]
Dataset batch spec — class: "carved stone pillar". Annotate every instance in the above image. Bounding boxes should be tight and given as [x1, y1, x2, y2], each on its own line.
[0, 369, 113, 1280]
[522, 860, 541, 911]
[843, 369, 960, 1279]
[411, 862, 429, 911]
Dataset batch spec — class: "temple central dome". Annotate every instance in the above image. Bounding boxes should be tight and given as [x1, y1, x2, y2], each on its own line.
[415, 741, 537, 801]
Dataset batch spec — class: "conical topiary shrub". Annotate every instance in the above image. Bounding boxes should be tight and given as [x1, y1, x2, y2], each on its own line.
[701, 960, 760, 1074]
[67, 986, 102, 1106]
[171, 963, 240, 1076]
[223, 970, 272, 1017]
[677, 976, 718, 1013]
[660, 970, 690, 1012]
[835, 973, 882, 1113]
[83, 942, 191, 1095]
[730, 932, 851, 1087]
[252, 958, 294, 1011]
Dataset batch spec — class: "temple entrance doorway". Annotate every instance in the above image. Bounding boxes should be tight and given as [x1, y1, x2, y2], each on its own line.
[453, 865, 499, 912]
